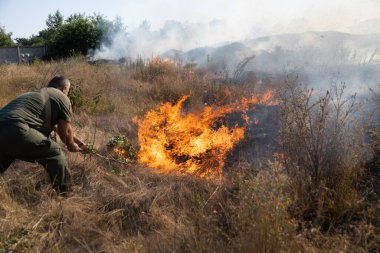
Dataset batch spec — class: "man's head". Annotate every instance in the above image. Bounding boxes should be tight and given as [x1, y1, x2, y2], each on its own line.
[47, 76, 71, 95]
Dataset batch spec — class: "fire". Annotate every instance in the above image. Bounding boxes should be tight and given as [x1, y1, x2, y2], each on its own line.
[148, 56, 178, 66]
[137, 90, 276, 177]
[273, 152, 285, 162]
[113, 147, 126, 157]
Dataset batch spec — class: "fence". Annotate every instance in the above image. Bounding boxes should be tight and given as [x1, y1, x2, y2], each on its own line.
[0, 46, 46, 64]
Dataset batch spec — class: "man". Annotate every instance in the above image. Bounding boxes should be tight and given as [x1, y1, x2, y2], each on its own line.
[0, 76, 86, 194]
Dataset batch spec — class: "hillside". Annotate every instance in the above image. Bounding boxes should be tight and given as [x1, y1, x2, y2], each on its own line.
[162, 31, 380, 93]
[167, 31, 380, 66]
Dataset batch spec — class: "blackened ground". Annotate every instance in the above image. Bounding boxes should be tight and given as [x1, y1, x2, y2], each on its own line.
[224, 105, 280, 171]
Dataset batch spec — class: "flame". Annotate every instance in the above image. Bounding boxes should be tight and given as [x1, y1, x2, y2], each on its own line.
[113, 147, 126, 157]
[273, 152, 285, 165]
[148, 56, 178, 66]
[137, 90, 276, 177]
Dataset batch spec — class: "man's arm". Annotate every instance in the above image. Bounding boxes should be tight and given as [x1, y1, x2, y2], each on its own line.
[57, 120, 81, 152]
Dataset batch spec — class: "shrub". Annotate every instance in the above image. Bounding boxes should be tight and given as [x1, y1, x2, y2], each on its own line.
[279, 78, 367, 227]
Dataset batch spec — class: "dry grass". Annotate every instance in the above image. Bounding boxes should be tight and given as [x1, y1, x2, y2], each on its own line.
[0, 153, 301, 252]
[0, 58, 379, 252]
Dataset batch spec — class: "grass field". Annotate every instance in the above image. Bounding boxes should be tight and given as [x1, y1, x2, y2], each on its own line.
[0, 57, 379, 252]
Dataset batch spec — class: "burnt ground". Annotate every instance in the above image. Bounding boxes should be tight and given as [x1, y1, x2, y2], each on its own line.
[223, 105, 280, 171]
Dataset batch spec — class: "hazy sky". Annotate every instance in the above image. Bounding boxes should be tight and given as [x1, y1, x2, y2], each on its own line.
[0, 0, 379, 38]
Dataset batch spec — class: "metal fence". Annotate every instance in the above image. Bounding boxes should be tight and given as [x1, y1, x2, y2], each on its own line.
[0, 46, 46, 64]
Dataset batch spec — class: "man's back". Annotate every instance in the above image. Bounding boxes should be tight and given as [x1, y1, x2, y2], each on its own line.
[0, 76, 85, 194]
[0, 88, 72, 136]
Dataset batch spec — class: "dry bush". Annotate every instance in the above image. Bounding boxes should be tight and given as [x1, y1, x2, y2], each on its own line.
[279, 78, 368, 225]
[278, 79, 380, 251]
[133, 57, 179, 83]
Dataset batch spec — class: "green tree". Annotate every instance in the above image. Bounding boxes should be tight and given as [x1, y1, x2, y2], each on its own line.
[13, 10, 126, 58]
[46, 10, 63, 30]
[38, 10, 64, 46]
[15, 35, 44, 46]
[48, 14, 103, 57]
[0, 26, 15, 46]
[92, 15, 125, 46]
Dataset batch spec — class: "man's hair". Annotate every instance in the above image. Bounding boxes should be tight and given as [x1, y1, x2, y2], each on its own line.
[47, 76, 69, 89]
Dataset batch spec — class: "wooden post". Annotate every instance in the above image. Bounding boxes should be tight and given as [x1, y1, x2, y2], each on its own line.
[17, 46, 21, 64]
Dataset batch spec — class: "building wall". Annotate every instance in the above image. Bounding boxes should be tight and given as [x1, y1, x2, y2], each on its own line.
[0, 46, 46, 64]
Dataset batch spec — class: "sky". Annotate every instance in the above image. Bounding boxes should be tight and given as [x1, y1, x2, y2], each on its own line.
[0, 0, 380, 39]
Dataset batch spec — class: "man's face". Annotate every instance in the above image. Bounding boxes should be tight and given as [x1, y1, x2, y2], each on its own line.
[62, 81, 71, 95]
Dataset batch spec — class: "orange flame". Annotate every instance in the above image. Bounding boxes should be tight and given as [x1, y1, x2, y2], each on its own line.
[137, 90, 276, 177]
[148, 56, 178, 66]
[113, 147, 126, 157]
[273, 152, 285, 165]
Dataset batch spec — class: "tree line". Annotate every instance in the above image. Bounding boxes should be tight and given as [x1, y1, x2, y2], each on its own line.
[0, 10, 124, 58]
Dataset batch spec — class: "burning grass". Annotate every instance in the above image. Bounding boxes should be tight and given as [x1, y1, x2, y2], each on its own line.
[0, 57, 379, 252]
[136, 90, 275, 177]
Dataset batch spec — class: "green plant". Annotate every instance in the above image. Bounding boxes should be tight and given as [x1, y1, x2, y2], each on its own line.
[107, 134, 137, 162]
[0, 228, 32, 253]
[0, 26, 15, 46]
[68, 78, 85, 111]
[68, 78, 104, 113]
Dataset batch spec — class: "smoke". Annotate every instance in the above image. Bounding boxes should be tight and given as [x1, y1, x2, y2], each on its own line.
[88, 4, 380, 98]
[243, 32, 380, 95]
[92, 19, 248, 60]
[89, 0, 380, 61]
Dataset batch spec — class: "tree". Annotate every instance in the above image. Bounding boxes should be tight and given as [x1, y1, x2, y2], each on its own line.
[91, 15, 125, 47]
[11, 11, 127, 58]
[47, 14, 103, 57]
[46, 12, 127, 58]
[46, 10, 63, 30]
[15, 35, 44, 46]
[0, 26, 15, 46]
[37, 10, 64, 46]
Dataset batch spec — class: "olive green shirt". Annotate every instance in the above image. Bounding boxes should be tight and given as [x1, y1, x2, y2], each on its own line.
[0, 87, 72, 136]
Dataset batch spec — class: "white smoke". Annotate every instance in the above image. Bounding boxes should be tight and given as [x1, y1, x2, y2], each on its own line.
[89, 12, 380, 99]
[92, 19, 249, 60]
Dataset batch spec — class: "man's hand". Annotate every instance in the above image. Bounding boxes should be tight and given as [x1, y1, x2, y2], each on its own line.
[78, 142, 88, 152]
[67, 142, 81, 152]
[74, 136, 88, 152]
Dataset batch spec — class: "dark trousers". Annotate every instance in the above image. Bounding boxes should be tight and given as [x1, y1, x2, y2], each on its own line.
[0, 123, 71, 193]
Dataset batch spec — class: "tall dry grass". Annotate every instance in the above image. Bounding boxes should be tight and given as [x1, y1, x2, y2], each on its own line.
[0, 58, 379, 252]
